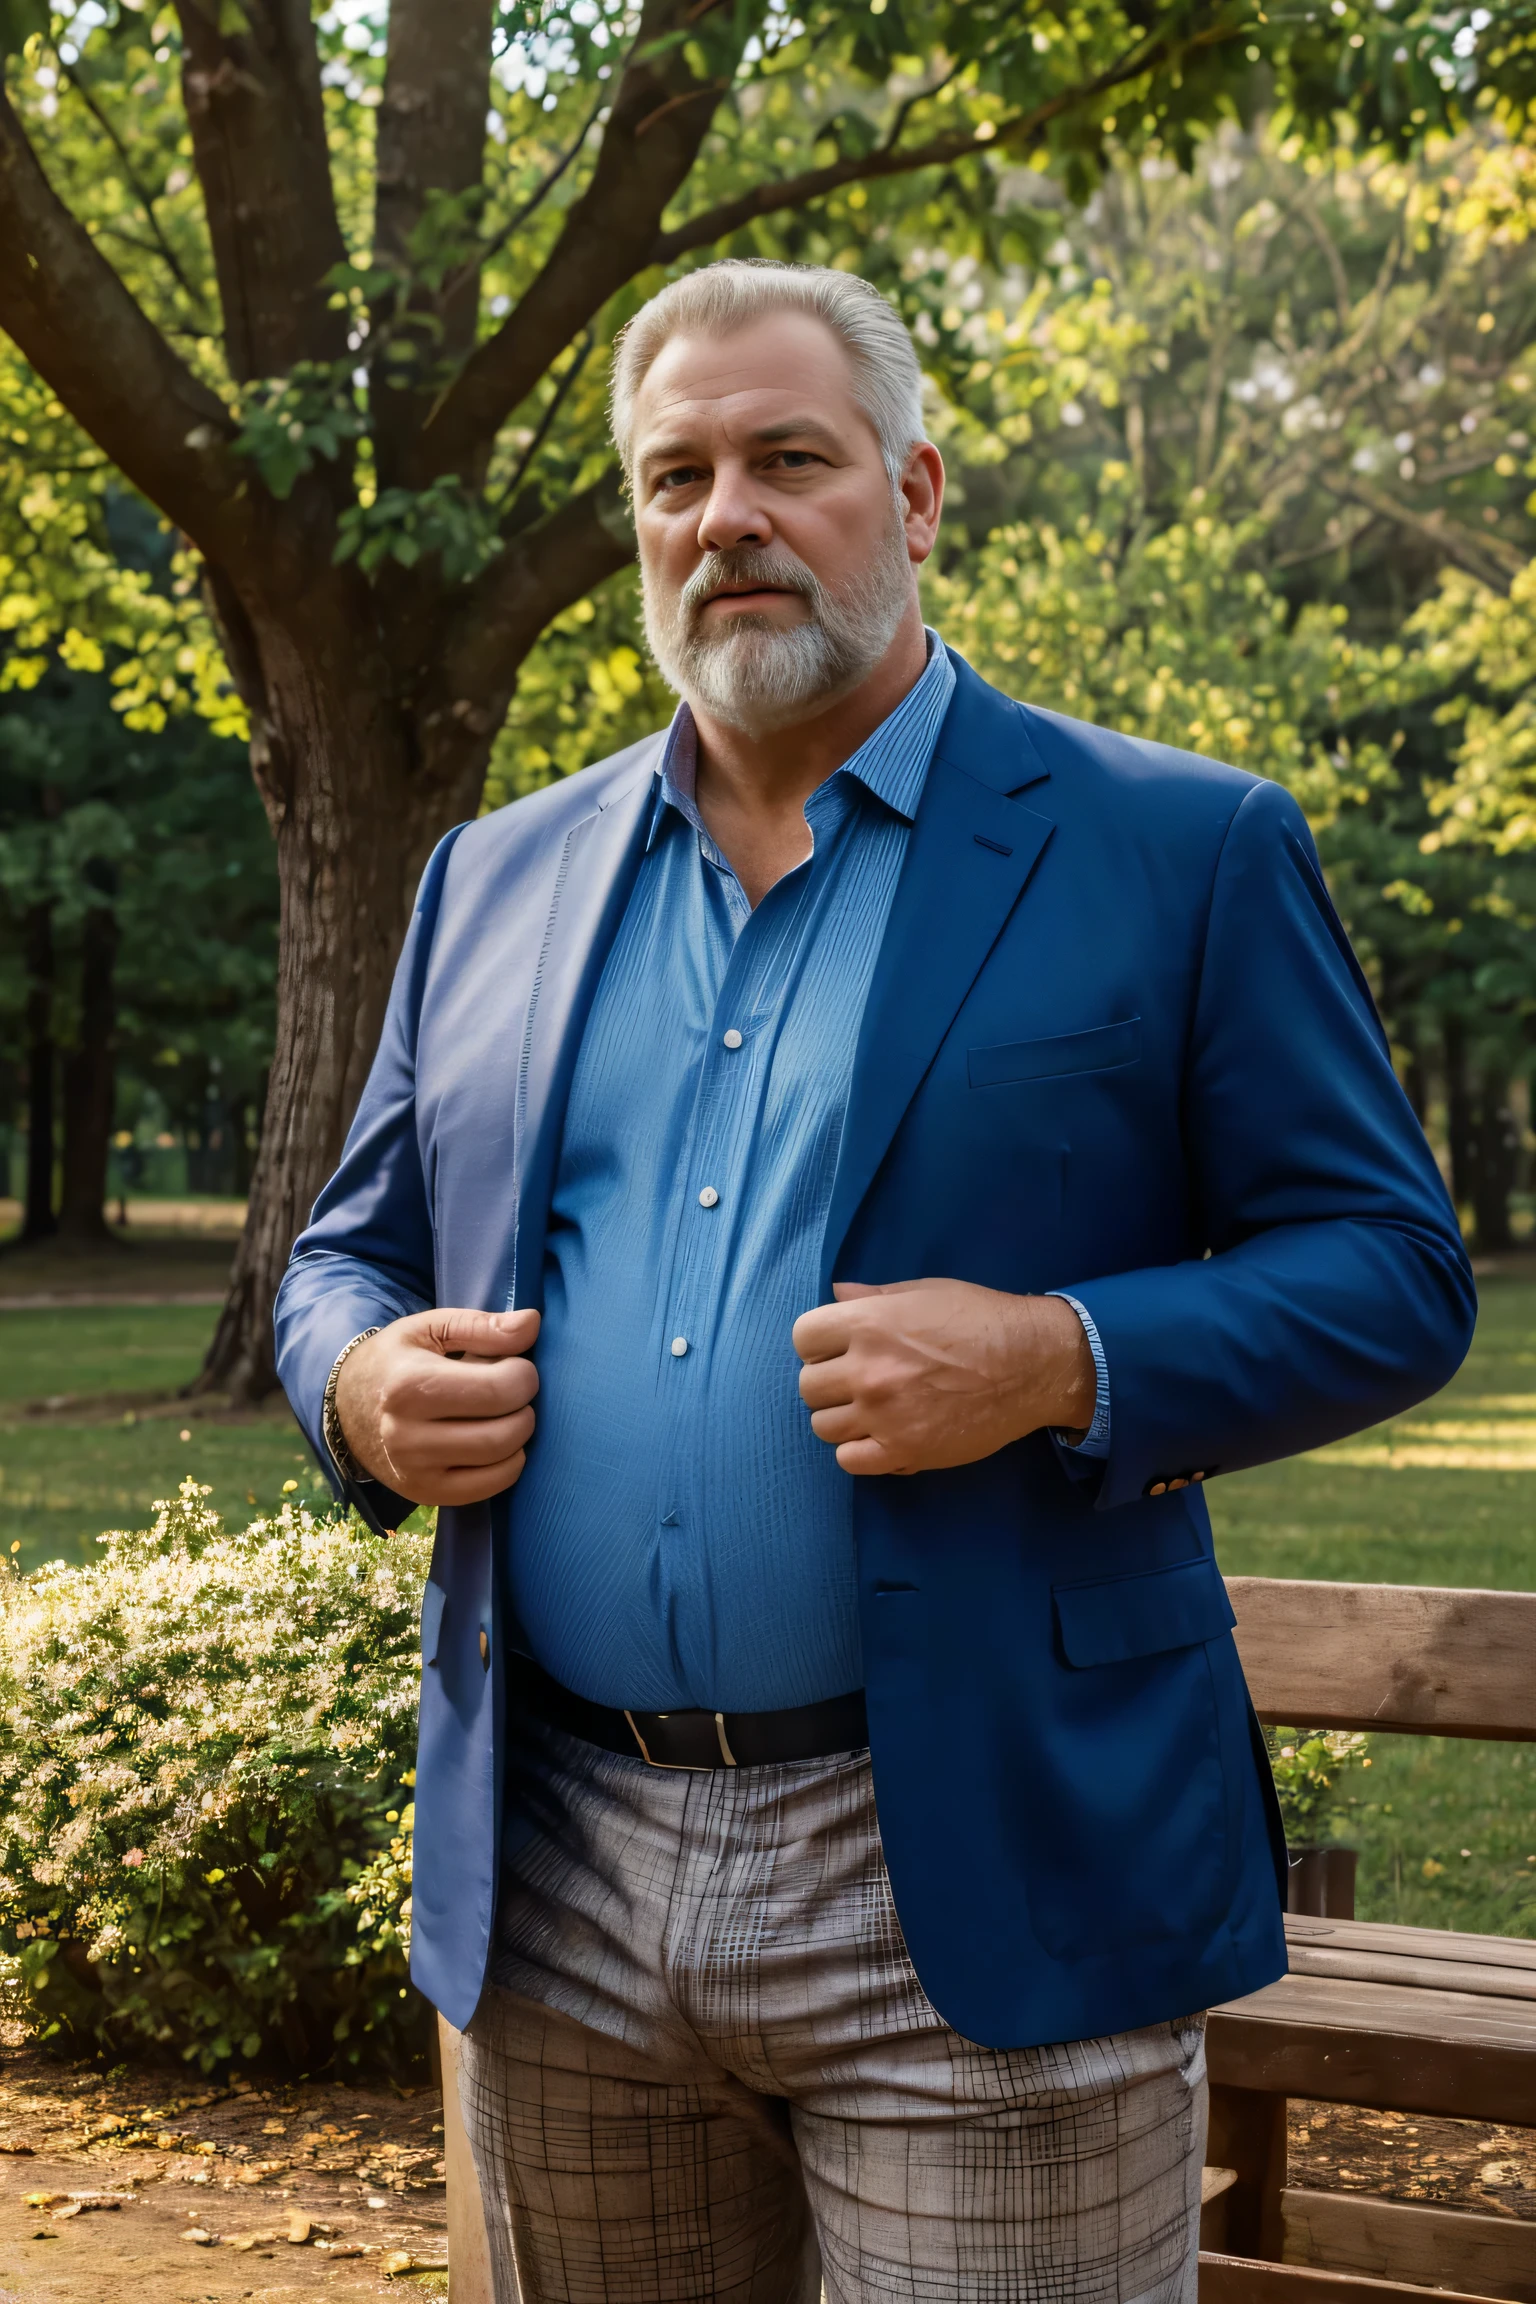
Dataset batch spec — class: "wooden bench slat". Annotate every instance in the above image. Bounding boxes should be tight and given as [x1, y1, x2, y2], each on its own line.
[1226, 1578, 1536, 1740]
[1285, 1942, 1536, 2005]
[1226, 1971, 1536, 2050]
[1286, 1916, 1536, 1978]
[1281, 2188, 1536, 2299]
[1209, 1974, 1536, 2122]
[1200, 2254, 1507, 2303]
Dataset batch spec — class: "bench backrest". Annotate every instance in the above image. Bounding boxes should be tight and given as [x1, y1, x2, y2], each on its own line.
[1225, 1578, 1536, 1742]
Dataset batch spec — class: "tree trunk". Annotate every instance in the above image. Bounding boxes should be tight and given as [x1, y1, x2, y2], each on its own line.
[1442, 1014, 1473, 1220]
[192, 622, 488, 1402]
[20, 900, 57, 1244]
[58, 894, 120, 1244]
[1470, 1068, 1518, 1255]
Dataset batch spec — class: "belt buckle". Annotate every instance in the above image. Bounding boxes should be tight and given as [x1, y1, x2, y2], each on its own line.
[624, 1708, 738, 1768]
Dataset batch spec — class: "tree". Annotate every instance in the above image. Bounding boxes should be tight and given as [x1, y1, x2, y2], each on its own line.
[0, 0, 1512, 1393]
[0, 650, 277, 1242]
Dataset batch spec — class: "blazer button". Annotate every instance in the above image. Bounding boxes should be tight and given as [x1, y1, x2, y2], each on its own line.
[479, 1628, 490, 1669]
[1191, 1469, 1207, 1482]
[1168, 1476, 1189, 1491]
[1148, 1481, 1167, 1496]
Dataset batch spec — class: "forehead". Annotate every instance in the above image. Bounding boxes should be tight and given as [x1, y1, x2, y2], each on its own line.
[631, 311, 877, 458]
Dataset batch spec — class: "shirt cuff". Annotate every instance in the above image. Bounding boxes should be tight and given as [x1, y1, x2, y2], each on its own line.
[1046, 1292, 1111, 1459]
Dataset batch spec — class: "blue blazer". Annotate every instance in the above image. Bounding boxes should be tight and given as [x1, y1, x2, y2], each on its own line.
[275, 653, 1475, 2047]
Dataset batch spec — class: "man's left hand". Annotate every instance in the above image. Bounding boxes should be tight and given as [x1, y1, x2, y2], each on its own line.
[792, 1279, 1096, 1476]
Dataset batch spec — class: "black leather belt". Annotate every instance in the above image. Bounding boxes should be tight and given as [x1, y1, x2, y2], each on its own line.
[516, 1655, 868, 1770]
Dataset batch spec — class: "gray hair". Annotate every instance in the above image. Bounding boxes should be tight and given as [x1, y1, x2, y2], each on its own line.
[609, 259, 927, 490]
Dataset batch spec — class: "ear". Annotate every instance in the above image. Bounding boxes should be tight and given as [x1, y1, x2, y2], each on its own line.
[900, 441, 945, 565]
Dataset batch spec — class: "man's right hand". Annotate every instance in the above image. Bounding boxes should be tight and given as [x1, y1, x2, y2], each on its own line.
[333, 1307, 541, 1507]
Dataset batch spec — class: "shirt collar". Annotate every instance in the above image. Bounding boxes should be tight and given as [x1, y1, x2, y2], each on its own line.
[648, 628, 955, 849]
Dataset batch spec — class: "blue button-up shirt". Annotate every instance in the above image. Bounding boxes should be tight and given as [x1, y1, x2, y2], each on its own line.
[508, 637, 1105, 1712]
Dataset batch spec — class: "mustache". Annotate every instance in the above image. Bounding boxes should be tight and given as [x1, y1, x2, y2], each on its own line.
[679, 547, 822, 618]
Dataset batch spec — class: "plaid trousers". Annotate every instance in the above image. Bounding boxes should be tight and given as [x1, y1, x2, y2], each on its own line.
[457, 1714, 1207, 2304]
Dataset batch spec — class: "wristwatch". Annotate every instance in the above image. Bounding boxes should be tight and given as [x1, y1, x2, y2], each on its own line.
[322, 1327, 381, 1484]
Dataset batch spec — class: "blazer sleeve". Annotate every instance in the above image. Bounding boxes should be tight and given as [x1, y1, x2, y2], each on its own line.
[273, 825, 468, 1533]
[1066, 777, 1476, 1512]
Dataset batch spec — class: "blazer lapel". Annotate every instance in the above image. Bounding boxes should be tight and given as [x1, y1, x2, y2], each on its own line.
[820, 663, 1054, 1293]
[511, 754, 658, 1309]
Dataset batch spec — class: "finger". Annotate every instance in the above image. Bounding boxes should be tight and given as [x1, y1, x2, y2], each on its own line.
[790, 1303, 854, 1363]
[417, 1306, 541, 1361]
[808, 1404, 869, 1444]
[835, 1436, 908, 1476]
[832, 1277, 933, 1301]
[798, 1358, 856, 1409]
[409, 1354, 539, 1417]
[410, 1451, 528, 1508]
[396, 1406, 536, 1470]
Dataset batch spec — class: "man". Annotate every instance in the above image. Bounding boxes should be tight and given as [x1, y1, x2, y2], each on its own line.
[276, 260, 1474, 2302]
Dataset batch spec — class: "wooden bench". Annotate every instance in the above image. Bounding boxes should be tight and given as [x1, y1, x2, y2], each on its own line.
[1204, 1578, 1536, 2304]
[436, 1576, 1536, 2301]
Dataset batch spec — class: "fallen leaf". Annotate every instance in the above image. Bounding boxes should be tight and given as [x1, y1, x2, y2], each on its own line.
[318, 2242, 366, 2258]
[180, 2226, 217, 2245]
[23, 2192, 65, 2209]
[380, 2254, 414, 2277]
[227, 2232, 280, 2252]
[51, 2205, 82, 2221]
[260, 2120, 288, 2136]
[0, 2141, 35, 2155]
[285, 2212, 312, 2244]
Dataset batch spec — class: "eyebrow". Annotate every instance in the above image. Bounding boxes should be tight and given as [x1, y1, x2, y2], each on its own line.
[638, 414, 846, 471]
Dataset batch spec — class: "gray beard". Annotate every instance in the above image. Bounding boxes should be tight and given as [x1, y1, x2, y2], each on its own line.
[642, 518, 915, 737]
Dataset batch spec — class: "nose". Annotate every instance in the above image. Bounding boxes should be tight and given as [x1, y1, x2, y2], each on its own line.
[696, 460, 772, 554]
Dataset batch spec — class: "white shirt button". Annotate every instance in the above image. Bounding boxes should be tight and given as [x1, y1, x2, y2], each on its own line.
[722, 1028, 743, 1049]
[670, 1336, 689, 1357]
[698, 1187, 719, 1208]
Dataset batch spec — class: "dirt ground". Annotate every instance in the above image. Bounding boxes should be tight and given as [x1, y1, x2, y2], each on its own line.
[1, 2039, 1533, 2303]
[1287, 2098, 1536, 2222]
[0, 2038, 447, 2302]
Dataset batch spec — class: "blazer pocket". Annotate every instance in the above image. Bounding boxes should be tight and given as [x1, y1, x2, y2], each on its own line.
[968, 1016, 1141, 1088]
[1053, 1555, 1234, 1668]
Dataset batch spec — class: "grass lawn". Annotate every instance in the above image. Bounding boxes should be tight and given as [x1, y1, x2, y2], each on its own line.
[0, 1268, 1533, 1939]
[0, 1301, 322, 1568]
[1208, 1266, 1536, 1940]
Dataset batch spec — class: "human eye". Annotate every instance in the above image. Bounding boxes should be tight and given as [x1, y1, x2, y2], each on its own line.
[768, 449, 822, 471]
[653, 464, 705, 493]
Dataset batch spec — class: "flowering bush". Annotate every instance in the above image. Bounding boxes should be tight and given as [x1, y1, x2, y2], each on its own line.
[1267, 1727, 1373, 1844]
[0, 1481, 428, 2073]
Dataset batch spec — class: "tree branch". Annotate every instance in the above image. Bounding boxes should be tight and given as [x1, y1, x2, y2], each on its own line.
[1323, 472, 1525, 592]
[173, 0, 350, 381]
[60, 64, 214, 325]
[434, 469, 634, 728]
[0, 84, 249, 558]
[370, 0, 494, 482]
[495, 329, 595, 508]
[418, 0, 740, 484]
[648, 27, 1190, 268]
[469, 90, 607, 281]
